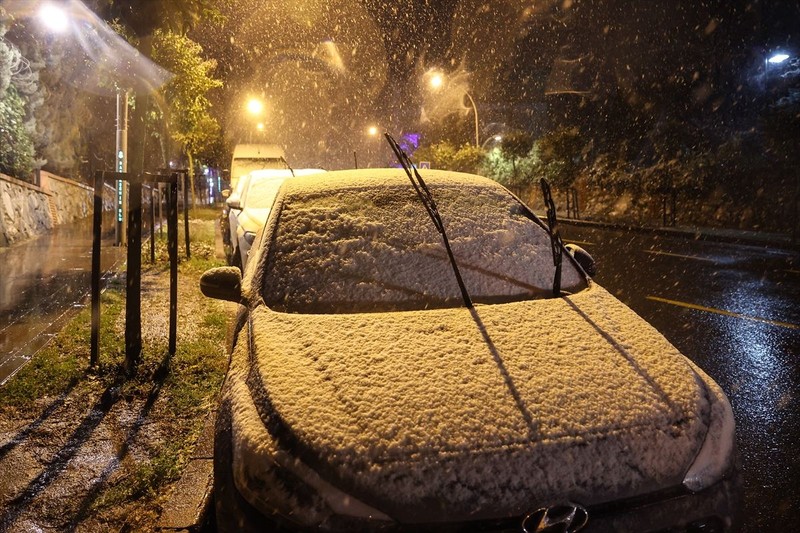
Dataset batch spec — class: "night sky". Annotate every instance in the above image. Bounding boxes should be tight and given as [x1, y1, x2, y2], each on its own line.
[186, 0, 799, 167]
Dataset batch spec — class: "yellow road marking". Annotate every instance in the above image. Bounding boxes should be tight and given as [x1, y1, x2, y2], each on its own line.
[644, 250, 716, 263]
[646, 296, 799, 330]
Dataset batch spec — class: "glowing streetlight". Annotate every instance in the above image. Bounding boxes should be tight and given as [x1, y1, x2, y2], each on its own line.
[256, 122, 265, 132]
[768, 53, 790, 64]
[246, 98, 264, 115]
[426, 71, 479, 148]
[764, 52, 791, 91]
[367, 125, 379, 136]
[38, 2, 69, 33]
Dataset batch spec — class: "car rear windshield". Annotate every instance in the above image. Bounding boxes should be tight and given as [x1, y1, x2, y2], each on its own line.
[242, 178, 288, 209]
[262, 183, 588, 313]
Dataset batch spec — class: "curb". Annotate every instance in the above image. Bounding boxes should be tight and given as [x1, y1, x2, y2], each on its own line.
[157, 410, 216, 532]
[555, 217, 798, 252]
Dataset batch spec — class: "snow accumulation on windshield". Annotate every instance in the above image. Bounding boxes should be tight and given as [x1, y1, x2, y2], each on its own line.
[262, 182, 587, 313]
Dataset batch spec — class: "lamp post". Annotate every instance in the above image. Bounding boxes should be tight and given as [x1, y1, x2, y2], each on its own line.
[115, 89, 129, 245]
[39, 3, 130, 244]
[463, 92, 480, 149]
[765, 52, 790, 91]
[360, 125, 382, 168]
[427, 71, 480, 148]
[246, 97, 264, 142]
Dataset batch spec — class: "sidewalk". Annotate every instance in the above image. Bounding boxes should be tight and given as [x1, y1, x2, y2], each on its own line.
[156, 222, 228, 533]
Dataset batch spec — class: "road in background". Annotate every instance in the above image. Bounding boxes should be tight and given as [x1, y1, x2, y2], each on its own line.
[561, 224, 800, 532]
[0, 215, 124, 384]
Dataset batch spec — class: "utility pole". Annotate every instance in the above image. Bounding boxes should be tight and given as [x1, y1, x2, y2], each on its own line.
[115, 89, 129, 246]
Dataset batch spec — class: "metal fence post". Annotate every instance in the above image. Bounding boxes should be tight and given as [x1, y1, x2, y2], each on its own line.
[90, 171, 104, 367]
[182, 171, 191, 259]
[125, 177, 143, 373]
[168, 176, 179, 356]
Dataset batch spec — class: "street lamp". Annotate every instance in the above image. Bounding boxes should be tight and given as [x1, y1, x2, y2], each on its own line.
[38, 2, 69, 33]
[40, 2, 131, 244]
[768, 53, 790, 64]
[247, 98, 264, 115]
[481, 134, 502, 150]
[367, 125, 379, 137]
[427, 71, 480, 148]
[764, 52, 791, 91]
[245, 98, 265, 142]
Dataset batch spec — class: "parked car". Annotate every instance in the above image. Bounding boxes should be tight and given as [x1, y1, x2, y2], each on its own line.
[226, 168, 326, 270]
[229, 143, 287, 190]
[201, 168, 739, 532]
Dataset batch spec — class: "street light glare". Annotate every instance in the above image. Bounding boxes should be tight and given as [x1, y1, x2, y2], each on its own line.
[429, 73, 443, 90]
[256, 122, 265, 131]
[38, 3, 69, 33]
[368, 126, 378, 136]
[768, 53, 790, 64]
[247, 98, 264, 115]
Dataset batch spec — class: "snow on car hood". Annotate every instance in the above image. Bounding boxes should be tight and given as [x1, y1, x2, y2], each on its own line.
[236, 283, 712, 522]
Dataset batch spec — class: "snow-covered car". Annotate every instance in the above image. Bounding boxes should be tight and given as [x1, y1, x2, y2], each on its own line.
[200, 168, 740, 532]
[225, 168, 326, 269]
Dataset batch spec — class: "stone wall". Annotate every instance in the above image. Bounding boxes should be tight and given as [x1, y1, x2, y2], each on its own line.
[0, 172, 115, 247]
[38, 171, 94, 225]
[0, 173, 53, 247]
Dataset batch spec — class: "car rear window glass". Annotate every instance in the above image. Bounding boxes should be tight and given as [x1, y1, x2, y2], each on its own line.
[243, 178, 287, 209]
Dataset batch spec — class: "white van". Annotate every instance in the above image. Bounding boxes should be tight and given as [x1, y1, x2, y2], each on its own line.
[229, 144, 287, 189]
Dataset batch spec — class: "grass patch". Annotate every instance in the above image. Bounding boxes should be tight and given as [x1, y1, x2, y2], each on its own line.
[0, 209, 231, 530]
[92, 443, 183, 510]
[0, 290, 125, 412]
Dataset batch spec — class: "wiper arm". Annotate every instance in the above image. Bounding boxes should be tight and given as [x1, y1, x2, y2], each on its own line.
[540, 178, 564, 297]
[385, 133, 473, 309]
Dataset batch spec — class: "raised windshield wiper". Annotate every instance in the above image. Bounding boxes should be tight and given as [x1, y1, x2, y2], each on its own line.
[384, 133, 473, 309]
[540, 178, 564, 297]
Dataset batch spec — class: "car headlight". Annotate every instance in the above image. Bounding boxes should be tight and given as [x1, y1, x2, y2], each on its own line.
[682, 367, 736, 492]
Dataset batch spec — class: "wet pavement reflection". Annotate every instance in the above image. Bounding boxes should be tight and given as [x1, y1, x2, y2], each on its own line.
[561, 224, 800, 533]
[0, 215, 124, 384]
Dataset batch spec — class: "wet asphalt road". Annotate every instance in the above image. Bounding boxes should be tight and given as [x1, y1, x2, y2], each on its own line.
[560, 223, 800, 532]
[0, 215, 124, 384]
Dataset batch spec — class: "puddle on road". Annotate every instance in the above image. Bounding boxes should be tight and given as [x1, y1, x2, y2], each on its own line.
[0, 216, 125, 384]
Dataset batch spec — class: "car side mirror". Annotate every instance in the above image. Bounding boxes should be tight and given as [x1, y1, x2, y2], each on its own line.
[221, 188, 231, 199]
[226, 197, 241, 210]
[200, 267, 242, 302]
[565, 243, 597, 277]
